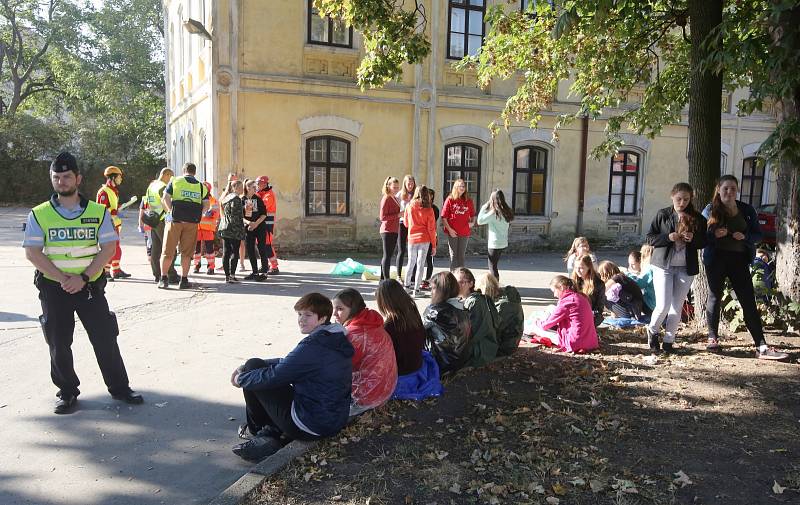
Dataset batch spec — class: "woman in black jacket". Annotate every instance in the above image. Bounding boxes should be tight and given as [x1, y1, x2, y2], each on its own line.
[702, 175, 787, 360]
[597, 261, 645, 320]
[644, 182, 707, 353]
[422, 271, 472, 374]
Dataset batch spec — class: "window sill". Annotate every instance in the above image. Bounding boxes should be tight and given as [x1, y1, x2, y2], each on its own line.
[514, 215, 551, 223]
[606, 215, 641, 222]
[303, 215, 353, 223]
[304, 44, 358, 55]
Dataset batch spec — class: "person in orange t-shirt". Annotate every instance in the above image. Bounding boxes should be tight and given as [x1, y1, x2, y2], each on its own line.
[403, 186, 438, 298]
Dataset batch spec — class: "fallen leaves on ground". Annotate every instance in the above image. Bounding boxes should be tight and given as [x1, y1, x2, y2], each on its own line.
[245, 327, 800, 505]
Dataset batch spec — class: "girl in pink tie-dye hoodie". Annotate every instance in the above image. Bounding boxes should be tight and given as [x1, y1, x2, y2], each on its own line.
[531, 275, 599, 354]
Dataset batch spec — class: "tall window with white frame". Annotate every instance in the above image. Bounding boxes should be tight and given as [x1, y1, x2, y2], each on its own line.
[513, 146, 548, 216]
[307, 0, 352, 48]
[741, 157, 765, 207]
[447, 0, 485, 59]
[444, 143, 481, 209]
[607, 151, 640, 216]
[306, 136, 351, 216]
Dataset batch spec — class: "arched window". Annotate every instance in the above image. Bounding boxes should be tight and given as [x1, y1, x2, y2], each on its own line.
[171, 141, 177, 170]
[444, 143, 481, 209]
[513, 146, 548, 216]
[306, 136, 350, 216]
[178, 136, 185, 170]
[608, 150, 641, 215]
[741, 157, 765, 207]
[187, 133, 193, 166]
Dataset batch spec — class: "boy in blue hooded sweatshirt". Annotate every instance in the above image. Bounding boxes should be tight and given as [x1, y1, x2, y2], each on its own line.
[230, 292, 354, 461]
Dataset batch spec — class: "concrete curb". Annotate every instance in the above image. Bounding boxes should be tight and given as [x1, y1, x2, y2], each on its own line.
[207, 440, 318, 505]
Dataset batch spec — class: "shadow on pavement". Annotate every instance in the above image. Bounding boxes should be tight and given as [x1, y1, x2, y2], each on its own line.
[1, 393, 252, 505]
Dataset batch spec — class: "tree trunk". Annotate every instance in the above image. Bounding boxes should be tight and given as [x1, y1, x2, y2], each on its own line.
[686, 0, 724, 330]
[774, 151, 800, 302]
[772, 4, 800, 303]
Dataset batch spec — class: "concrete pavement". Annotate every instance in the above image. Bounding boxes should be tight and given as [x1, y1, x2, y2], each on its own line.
[0, 205, 627, 505]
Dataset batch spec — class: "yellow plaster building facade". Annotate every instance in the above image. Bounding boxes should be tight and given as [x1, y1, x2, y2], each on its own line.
[164, 0, 778, 249]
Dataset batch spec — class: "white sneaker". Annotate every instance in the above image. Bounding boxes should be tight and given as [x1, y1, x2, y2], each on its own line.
[756, 347, 788, 360]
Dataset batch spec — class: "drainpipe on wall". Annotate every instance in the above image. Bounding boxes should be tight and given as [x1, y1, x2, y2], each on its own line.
[576, 115, 589, 234]
[163, 3, 171, 168]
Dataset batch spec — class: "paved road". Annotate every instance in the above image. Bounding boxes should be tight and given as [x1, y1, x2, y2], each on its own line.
[0, 205, 627, 505]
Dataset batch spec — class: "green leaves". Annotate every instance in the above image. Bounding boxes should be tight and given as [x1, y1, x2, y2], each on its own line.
[1, 0, 166, 165]
[316, 0, 430, 89]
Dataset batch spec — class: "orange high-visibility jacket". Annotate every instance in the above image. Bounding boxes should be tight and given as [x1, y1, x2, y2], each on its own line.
[258, 188, 276, 225]
[198, 195, 220, 232]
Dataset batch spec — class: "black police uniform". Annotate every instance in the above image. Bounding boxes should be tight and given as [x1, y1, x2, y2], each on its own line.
[31, 157, 133, 401]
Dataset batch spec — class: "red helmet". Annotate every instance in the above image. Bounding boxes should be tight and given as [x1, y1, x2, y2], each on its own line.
[204, 181, 212, 191]
[256, 175, 269, 186]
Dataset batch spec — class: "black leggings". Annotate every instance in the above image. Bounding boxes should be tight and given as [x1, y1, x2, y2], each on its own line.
[425, 243, 434, 280]
[241, 358, 320, 441]
[487, 248, 504, 280]
[706, 250, 765, 346]
[222, 238, 241, 277]
[246, 224, 268, 272]
[396, 223, 408, 278]
[380, 232, 398, 280]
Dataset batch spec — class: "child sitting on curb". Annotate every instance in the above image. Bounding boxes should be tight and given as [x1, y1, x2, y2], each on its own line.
[333, 288, 398, 417]
[230, 293, 354, 462]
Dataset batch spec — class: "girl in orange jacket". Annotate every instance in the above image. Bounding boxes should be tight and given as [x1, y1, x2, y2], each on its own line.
[403, 186, 437, 298]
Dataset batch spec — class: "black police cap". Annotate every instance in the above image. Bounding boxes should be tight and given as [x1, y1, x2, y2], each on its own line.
[51, 152, 78, 174]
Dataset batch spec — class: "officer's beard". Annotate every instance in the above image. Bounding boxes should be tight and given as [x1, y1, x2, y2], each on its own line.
[56, 187, 78, 197]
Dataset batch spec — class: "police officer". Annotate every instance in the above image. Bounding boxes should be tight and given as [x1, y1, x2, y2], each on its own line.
[159, 162, 210, 289]
[23, 152, 144, 414]
[141, 167, 179, 283]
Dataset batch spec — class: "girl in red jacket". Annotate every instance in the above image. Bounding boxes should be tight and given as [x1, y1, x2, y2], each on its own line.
[403, 186, 438, 297]
[379, 177, 401, 280]
[333, 288, 398, 416]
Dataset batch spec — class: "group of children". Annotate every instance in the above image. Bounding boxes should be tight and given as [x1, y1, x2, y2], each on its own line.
[529, 177, 787, 361]
[228, 175, 788, 463]
[229, 268, 524, 462]
[380, 176, 516, 298]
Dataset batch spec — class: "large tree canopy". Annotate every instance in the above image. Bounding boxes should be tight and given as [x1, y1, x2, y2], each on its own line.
[1, 0, 165, 165]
